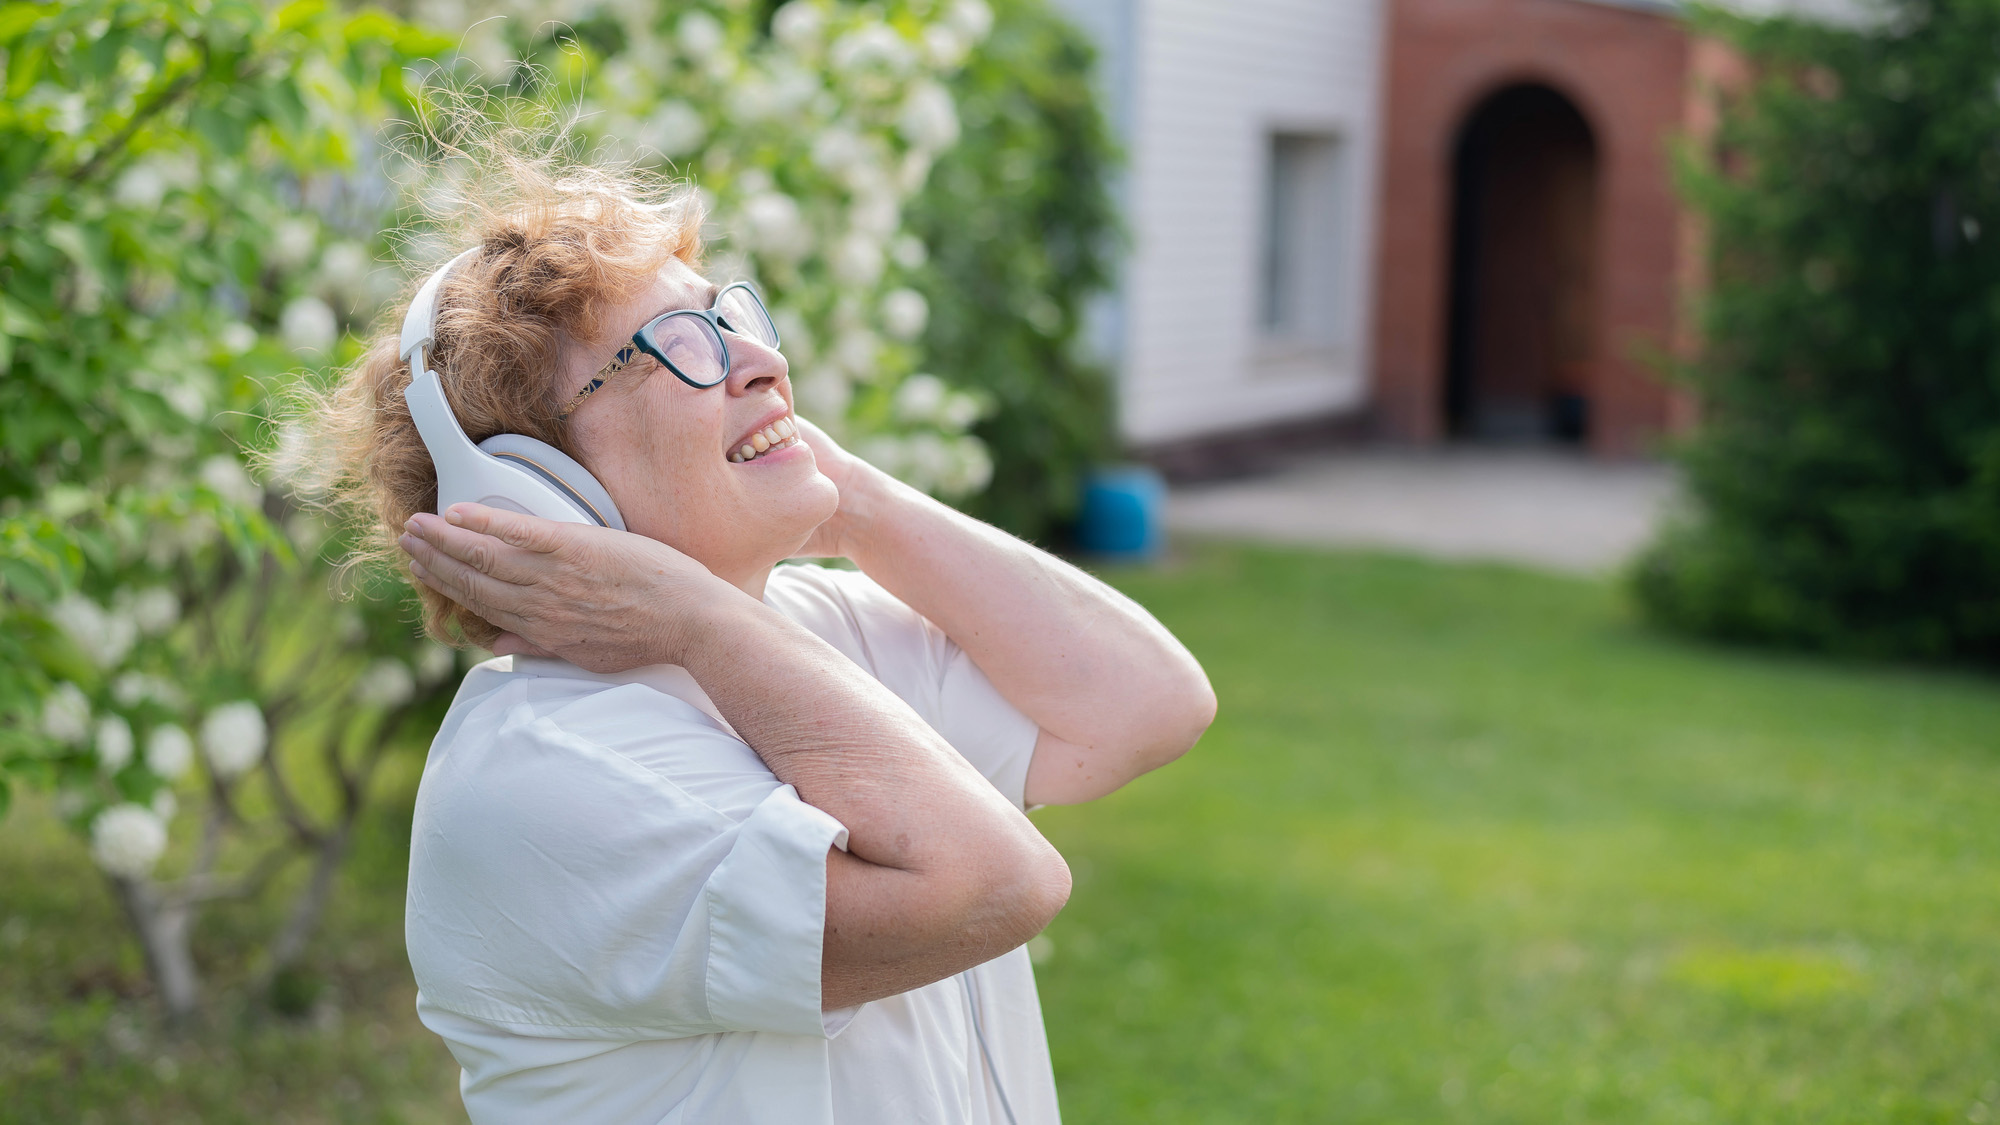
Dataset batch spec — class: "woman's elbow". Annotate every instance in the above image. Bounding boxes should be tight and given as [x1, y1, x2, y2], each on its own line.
[1141, 663, 1216, 768]
[973, 836, 1071, 947]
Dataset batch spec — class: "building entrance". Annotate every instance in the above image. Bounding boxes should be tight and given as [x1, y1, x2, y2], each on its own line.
[1444, 84, 1600, 443]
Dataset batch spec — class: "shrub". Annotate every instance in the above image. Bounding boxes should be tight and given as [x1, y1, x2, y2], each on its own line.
[0, 0, 457, 1022]
[1635, 0, 2000, 662]
[907, 0, 1120, 542]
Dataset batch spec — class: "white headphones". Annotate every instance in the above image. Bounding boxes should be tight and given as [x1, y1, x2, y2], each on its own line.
[399, 248, 626, 531]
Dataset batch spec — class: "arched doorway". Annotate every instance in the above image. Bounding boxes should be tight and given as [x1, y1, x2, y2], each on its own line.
[1444, 84, 1600, 443]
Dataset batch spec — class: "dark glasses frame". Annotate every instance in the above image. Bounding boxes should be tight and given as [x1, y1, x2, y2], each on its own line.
[558, 281, 779, 420]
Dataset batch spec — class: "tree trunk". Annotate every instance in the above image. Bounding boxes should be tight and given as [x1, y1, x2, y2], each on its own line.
[113, 877, 201, 1025]
[263, 824, 349, 982]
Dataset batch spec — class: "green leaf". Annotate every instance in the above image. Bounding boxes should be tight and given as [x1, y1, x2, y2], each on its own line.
[0, 2, 51, 45]
[0, 294, 45, 340]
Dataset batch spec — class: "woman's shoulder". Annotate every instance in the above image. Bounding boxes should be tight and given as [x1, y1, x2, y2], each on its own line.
[765, 564, 938, 659]
[422, 655, 783, 823]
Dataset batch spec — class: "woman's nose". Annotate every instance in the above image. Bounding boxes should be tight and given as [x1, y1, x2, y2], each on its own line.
[726, 335, 786, 396]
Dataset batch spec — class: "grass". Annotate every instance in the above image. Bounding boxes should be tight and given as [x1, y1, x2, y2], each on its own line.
[4, 540, 1999, 1122]
[1035, 543, 2000, 1123]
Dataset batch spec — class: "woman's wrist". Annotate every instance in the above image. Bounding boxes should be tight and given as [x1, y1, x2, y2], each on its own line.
[825, 460, 918, 566]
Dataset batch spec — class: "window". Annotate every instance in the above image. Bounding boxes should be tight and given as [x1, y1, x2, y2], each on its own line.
[1259, 131, 1348, 356]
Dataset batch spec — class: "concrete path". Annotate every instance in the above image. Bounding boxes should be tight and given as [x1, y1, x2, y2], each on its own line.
[1167, 448, 1678, 574]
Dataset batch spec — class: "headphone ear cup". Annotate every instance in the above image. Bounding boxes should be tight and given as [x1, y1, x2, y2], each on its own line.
[474, 434, 627, 532]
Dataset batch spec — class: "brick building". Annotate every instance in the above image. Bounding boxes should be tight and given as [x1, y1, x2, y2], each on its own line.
[1051, 0, 1832, 466]
[1372, 0, 1692, 457]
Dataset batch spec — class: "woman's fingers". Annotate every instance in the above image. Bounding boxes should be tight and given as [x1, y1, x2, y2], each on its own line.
[402, 537, 534, 636]
[444, 502, 577, 555]
[405, 512, 546, 586]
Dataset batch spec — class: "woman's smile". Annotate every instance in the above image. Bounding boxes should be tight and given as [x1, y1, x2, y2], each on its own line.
[729, 412, 803, 463]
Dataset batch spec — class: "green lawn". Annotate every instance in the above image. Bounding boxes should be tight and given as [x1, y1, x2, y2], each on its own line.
[5, 541, 1999, 1123]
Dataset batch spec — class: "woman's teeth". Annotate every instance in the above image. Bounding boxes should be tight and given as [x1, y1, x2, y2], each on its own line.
[730, 416, 800, 463]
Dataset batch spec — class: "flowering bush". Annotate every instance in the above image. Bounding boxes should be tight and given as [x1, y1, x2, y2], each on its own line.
[2, 0, 1120, 1024]
[0, 0, 457, 1021]
[907, 0, 1120, 541]
[422, 0, 1005, 497]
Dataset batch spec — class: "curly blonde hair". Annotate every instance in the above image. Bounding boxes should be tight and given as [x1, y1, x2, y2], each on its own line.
[294, 145, 703, 648]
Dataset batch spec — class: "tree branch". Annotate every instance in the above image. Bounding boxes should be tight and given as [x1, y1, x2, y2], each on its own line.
[67, 44, 212, 186]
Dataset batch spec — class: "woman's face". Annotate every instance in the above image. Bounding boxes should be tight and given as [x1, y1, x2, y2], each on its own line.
[565, 258, 839, 587]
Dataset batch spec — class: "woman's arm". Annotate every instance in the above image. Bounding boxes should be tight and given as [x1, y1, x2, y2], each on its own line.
[800, 423, 1216, 806]
[400, 506, 1070, 1010]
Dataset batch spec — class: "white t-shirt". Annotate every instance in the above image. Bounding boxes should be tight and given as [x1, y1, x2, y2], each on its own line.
[405, 564, 1058, 1124]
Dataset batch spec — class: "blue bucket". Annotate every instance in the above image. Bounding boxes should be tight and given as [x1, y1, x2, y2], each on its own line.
[1076, 465, 1166, 562]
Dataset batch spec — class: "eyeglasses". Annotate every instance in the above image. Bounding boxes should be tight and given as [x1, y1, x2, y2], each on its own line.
[558, 281, 780, 420]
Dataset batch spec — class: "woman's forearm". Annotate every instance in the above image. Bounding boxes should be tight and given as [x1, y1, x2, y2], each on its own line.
[833, 465, 1216, 804]
[667, 591, 1070, 1005]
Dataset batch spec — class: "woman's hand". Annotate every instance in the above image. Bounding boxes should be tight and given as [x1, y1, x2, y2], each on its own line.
[791, 416, 885, 560]
[398, 503, 739, 673]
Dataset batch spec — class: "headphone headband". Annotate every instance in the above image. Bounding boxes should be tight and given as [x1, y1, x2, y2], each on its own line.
[399, 246, 482, 372]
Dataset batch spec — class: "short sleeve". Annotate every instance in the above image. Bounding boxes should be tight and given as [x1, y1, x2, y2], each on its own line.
[406, 690, 849, 1041]
[764, 565, 1041, 807]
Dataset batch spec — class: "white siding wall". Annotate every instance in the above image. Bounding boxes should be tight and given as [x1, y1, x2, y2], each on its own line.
[1058, 0, 1388, 445]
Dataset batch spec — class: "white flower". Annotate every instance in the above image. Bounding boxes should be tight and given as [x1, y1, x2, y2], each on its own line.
[945, 0, 994, 43]
[42, 682, 91, 745]
[200, 701, 268, 779]
[767, 65, 822, 116]
[90, 804, 168, 880]
[729, 76, 780, 123]
[647, 101, 707, 158]
[96, 715, 135, 772]
[771, 307, 815, 365]
[146, 724, 195, 780]
[941, 389, 985, 430]
[160, 379, 207, 421]
[882, 289, 929, 341]
[415, 643, 457, 687]
[772, 1, 824, 51]
[795, 368, 853, 418]
[850, 195, 900, 238]
[112, 672, 184, 709]
[831, 232, 885, 286]
[199, 454, 263, 509]
[114, 163, 168, 210]
[151, 789, 178, 822]
[318, 242, 372, 303]
[676, 11, 725, 56]
[742, 191, 811, 263]
[811, 128, 866, 177]
[896, 373, 948, 422]
[830, 23, 913, 74]
[890, 234, 928, 270]
[50, 595, 138, 669]
[354, 659, 416, 709]
[128, 587, 179, 636]
[219, 321, 258, 355]
[280, 295, 338, 354]
[923, 24, 968, 67]
[899, 82, 960, 152]
[832, 327, 882, 378]
[270, 218, 318, 271]
[905, 432, 954, 489]
[942, 436, 994, 496]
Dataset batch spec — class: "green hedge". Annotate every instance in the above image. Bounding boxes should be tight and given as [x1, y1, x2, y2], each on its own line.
[907, 0, 1120, 543]
[1635, 0, 2000, 662]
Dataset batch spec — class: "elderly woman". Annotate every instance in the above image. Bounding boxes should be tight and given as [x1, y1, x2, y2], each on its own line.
[317, 157, 1213, 1124]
